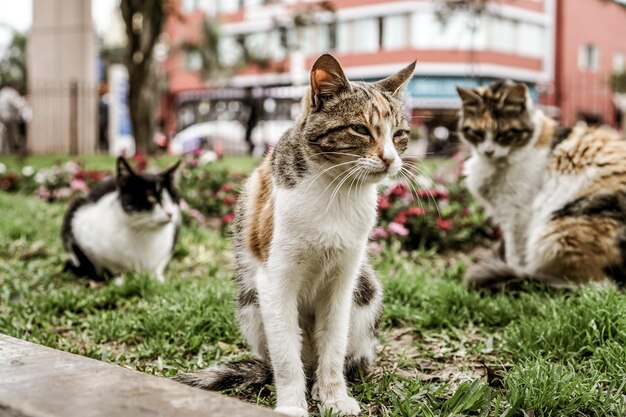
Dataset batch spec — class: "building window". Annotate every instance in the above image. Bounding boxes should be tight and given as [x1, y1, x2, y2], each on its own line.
[184, 50, 203, 71]
[352, 19, 379, 53]
[490, 16, 517, 53]
[516, 22, 544, 58]
[218, 36, 242, 66]
[383, 15, 409, 51]
[413, 11, 483, 50]
[217, 0, 239, 13]
[614, 52, 625, 72]
[579, 44, 600, 71]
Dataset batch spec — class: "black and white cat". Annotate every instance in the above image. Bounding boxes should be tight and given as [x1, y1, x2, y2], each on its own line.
[61, 157, 181, 282]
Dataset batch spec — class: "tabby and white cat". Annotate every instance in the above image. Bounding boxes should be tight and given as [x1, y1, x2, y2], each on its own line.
[176, 54, 416, 416]
[61, 157, 181, 283]
[458, 80, 626, 289]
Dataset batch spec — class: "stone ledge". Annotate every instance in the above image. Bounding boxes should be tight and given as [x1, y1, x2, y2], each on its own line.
[0, 334, 281, 417]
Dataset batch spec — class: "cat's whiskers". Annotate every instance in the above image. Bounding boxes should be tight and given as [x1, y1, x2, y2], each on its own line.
[398, 164, 442, 217]
[396, 168, 427, 214]
[312, 163, 360, 206]
[326, 165, 362, 212]
[303, 159, 359, 194]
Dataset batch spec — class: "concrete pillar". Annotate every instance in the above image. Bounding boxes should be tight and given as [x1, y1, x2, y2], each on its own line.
[27, 0, 98, 154]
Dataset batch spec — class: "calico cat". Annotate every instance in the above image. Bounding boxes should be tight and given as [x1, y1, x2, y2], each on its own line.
[458, 80, 626, 290]
[175, 54, 416, 416]
[61, 157, 181, 283]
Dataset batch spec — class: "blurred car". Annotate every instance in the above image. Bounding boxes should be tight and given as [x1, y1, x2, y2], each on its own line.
[169, 121, 247, 156]
[250, 120, 293, 157]
[169, 119, 293, 156]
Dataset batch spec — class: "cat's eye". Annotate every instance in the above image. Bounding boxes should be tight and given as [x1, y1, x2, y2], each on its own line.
[147, 195, 157, 204]
[464, 127, 485, 140]
[351, 124, 371, 136]
[394, 130, 409, 138]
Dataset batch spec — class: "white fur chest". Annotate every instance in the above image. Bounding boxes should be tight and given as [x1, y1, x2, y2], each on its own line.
[464, 147, 549, 267]
[274, 179, 378, 252]
[72, 193, 178, 275]
[465, 147, 549, 223]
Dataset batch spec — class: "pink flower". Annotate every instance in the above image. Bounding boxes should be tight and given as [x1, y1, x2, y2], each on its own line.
[406, 207, 427, 216]
[55, 187, 73, 200]
[222, 213, 235, 223]
[369, 242, 382, 254]
[387, 222, 409, 236]
[436, 218, 453, 231]
[370, 227, 388, 240]
[221, 183, 234, 192]
[377, 196, 391, 210]
[70, 179, 89, 193]
[189, 209, 206, 223]
[222, 195, 237, 205]
[36, 186, 51, 200]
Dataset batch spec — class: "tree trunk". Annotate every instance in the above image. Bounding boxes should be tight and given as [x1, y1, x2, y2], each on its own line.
[120, 0, 165, 155]
[128, 65, 156, 154]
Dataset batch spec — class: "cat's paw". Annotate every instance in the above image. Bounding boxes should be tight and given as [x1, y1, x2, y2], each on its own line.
[274, 406, 308, 417]
[321, 396, 360, 416]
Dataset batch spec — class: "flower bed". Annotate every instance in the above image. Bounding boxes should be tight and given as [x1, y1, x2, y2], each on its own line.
[0, 156, 496, 252]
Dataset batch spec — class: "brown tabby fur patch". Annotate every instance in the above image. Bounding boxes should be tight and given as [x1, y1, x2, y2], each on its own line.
[538, 124, 626, 284]
[247, 157, 274, 262]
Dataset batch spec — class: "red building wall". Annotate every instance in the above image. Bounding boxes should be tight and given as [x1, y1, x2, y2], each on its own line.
[555, 0, 626, 126]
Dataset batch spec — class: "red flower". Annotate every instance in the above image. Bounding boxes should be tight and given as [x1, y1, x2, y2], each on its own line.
[394, 212, 407, 224]
[221, 183, 234, 192]
[222, 213, 235, 223]
[435, 189, 450, 200]
[389, 184, 408, 197]
[406, 207, 427, 216]
[377, 196, 391, 210]
[133, 153, 148, 172]
[436, 218, 453, 231]
[222, 195, 237, 205]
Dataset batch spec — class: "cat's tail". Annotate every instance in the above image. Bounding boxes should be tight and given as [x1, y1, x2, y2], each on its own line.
[463, 257, 576, 291]
[174, 359, 272, 391]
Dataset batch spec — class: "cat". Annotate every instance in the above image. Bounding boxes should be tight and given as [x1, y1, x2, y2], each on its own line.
[61, 157, 181, 283]
[457, 80, 626, 290]
[175, 54, 416, 416]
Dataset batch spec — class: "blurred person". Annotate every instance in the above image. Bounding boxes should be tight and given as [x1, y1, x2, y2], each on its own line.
[0, 85, 32, 154]
[98, 84, 110, 152]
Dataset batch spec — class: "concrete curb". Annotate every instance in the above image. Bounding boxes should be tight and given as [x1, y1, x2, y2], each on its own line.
[0, 334, 282, 417]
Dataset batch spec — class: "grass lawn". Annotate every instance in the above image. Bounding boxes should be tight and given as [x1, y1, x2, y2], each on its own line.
[1, 158, 626, 416]
[0, 154, 260, 173]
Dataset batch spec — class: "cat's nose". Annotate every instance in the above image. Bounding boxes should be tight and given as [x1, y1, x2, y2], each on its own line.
[165, 212, 173, 220]
[484, 149, 495, 158]
[382, 157, 393, 168]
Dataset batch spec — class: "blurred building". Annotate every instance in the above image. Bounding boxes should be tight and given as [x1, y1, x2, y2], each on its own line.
[161, 0, 626, 151]
[28, 0, 98, 154]
[551, 0, 626, 127]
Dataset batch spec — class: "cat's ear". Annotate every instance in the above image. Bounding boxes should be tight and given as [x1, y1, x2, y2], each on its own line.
[310, 54, 350, 110]
[499, 83, 528, 113]
[116, 157, 134, 186]
[456, 86, 483, 113]
[376, 60, 416, 97]
[161, 159, 181, 181]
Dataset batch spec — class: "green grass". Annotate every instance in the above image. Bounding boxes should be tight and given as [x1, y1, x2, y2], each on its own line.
[0, 154, 260, 173]
[2, 185, 626, 415]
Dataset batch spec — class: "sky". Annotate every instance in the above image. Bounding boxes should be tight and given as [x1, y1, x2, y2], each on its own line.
[0, 0, 119, 47]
